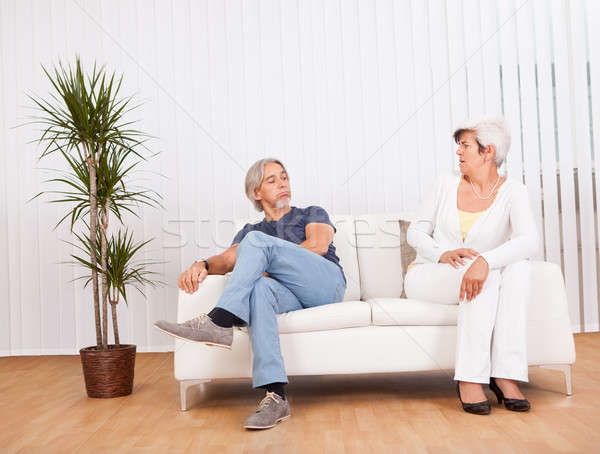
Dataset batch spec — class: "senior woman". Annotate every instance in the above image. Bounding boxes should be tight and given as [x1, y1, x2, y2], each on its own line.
[405, 116, 538, 415]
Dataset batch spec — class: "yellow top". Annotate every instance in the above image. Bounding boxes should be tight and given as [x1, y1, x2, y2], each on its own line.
[458, 208, 485, 241]
[405, 208, 485, 273]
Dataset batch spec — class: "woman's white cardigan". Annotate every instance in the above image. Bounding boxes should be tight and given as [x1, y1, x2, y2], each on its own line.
[407, 171, 539, 270]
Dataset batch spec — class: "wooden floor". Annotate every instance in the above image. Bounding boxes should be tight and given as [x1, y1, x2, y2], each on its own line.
[1, 333, 599, 454]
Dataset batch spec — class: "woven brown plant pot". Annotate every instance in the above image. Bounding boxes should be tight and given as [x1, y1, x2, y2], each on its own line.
[79, 344, 136, 398]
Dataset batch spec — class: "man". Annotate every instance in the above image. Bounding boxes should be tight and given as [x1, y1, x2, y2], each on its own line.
[154, 158, 347, 430]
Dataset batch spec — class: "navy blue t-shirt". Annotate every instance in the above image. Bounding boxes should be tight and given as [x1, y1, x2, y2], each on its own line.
[231, 206, 345, 283]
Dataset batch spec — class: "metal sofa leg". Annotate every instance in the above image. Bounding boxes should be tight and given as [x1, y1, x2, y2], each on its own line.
[539, 364, 573, 395]
[180, 379, 211, 411]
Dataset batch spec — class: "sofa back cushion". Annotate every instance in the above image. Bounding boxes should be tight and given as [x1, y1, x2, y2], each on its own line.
[354, 213, 415, 300]
[330, 215, 361, 301]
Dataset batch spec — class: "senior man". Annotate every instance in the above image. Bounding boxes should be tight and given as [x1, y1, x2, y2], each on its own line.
[154, 158, 347, 430]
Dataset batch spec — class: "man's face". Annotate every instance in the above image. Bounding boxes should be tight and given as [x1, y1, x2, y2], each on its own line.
[254, 162, 291, 209]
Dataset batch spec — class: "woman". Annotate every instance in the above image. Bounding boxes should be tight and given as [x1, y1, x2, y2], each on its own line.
[405, 116, 538, 415]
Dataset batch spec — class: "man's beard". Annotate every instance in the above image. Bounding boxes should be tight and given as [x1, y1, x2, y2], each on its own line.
[274, 198, 290, 209]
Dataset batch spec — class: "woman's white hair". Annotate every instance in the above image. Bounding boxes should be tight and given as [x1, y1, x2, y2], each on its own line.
[453, 115, 511, 167]
[245, 158, 288, 212]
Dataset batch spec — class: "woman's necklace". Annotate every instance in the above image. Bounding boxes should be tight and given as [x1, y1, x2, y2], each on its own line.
[467, 175, 501, 200]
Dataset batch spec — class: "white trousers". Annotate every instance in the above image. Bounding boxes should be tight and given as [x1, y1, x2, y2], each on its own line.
[404, 258, 531, 383]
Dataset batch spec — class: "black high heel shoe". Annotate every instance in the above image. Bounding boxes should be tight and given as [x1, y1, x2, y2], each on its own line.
[456, 382, 491, 415]
[489, 377, 531, 412]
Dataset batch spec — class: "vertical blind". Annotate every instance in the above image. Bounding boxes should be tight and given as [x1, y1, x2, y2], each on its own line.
[0, 0, 598, 355]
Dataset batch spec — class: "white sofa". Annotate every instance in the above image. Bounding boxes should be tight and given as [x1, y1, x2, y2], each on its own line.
[174, 213, 576, 411]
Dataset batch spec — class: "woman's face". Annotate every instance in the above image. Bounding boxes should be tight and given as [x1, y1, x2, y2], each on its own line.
[456, 130, 486, 175]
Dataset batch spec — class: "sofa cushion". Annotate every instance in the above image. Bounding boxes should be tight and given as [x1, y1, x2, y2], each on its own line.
[369, 298, 458, 326]
[330, 215, 361, 301]
[276, 301, 371, 334]
[355, 213, 414, 300]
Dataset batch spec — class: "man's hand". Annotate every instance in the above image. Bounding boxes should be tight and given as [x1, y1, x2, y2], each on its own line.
[460, 256, 489, 302]
[439, 248, 479, 268]
[178, 261, 208, 294]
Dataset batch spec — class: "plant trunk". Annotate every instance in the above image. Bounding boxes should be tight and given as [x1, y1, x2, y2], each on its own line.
[85, 145, 102, 347]
[100, 207, 109, 348]
[110, 299, 120, 345]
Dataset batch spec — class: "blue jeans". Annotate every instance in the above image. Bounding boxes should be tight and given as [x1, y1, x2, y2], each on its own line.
[215, 231, 347, 387]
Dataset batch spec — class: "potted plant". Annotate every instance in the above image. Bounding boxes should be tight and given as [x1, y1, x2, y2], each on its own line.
[26, 57, 164, 397]
[71, 219, 164, 397]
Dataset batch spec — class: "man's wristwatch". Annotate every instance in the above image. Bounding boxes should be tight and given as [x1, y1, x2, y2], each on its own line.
[196, 259, 209, 272]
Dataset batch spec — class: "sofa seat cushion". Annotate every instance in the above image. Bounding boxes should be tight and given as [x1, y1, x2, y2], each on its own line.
[276, 301, 371, 334]
[369, 298, 458, 326]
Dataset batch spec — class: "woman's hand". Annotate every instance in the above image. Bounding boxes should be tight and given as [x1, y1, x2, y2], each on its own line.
[460, 256, 489, 302]
[439, 248, 479, 268]
[178, 261, 208, 294]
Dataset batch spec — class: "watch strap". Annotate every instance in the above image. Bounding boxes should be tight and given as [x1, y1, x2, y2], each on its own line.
[196, 259, 209, 272]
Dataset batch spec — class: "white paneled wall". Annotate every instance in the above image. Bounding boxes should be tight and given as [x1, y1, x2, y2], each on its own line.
[0, 0, 598, 355]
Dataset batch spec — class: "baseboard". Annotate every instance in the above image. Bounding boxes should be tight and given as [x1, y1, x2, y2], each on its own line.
[0, 344, 175, 357]
[1, 348, 80, 357]
[135, 345, 175, 353]
[571, 323, 600, 333]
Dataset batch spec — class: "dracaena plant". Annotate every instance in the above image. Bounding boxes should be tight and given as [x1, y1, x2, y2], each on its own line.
[68, 223, 165, 345]
[26, 56, 163, 348]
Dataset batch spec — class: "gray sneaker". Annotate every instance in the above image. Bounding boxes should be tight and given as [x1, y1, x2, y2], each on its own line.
[244, 392, 291, 430]
[153, 313, 233, 348]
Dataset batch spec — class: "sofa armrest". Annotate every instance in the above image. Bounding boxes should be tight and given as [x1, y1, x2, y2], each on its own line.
[177, 274, 230, 322]
[528, 261, 576, 365]
[529, 261, 572, 321]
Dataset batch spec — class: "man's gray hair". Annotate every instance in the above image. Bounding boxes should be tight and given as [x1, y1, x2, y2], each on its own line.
[453, 115, 511, 167]
[245, 158, 288, 212]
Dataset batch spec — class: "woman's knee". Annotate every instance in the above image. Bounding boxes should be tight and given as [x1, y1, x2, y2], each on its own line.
[500, 260, 531, 281]
[404, 263, 463, 305]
